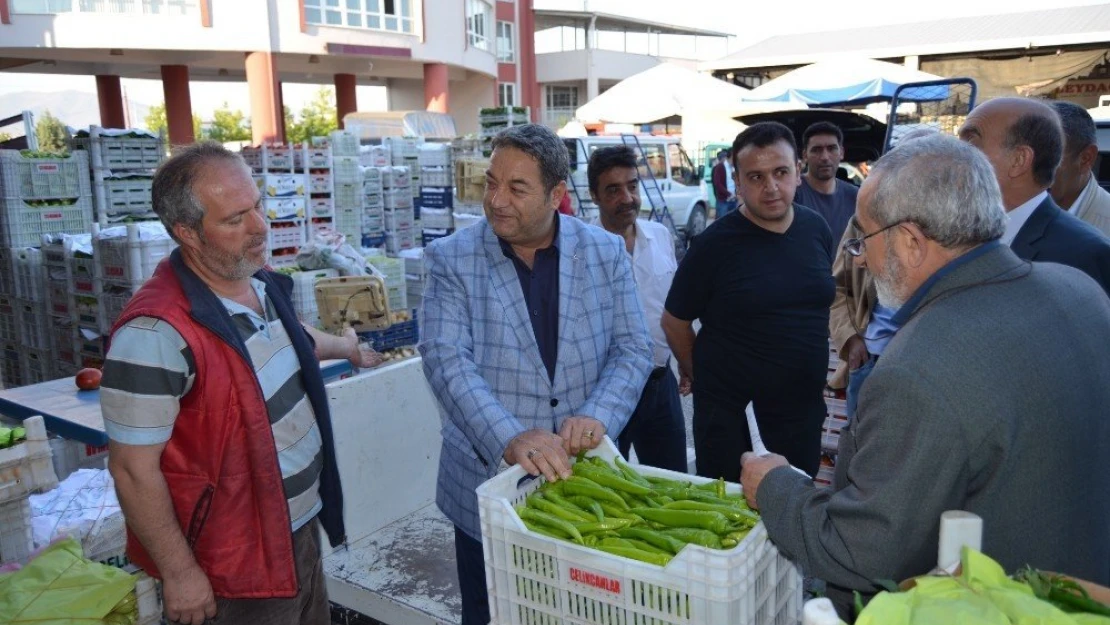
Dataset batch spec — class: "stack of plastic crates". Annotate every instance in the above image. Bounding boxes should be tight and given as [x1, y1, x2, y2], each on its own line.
[366, 255, 406, 312]
[357, 315, 419, 352]
[291, 267, 338, 328]
[0, 416, 58, 565]
[94, 223, 176, 342]
[330, 132, 362, 244]
[0, 150, 94, 249]
[249, 144, 306, 271]
[10, 247, 53, 385]
[418, 143, 455, 246]
[380, 166, 415, 255]
[69, 126, 164, 226]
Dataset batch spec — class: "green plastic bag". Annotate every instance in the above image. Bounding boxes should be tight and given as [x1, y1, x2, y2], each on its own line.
[0, 538, 138, 624]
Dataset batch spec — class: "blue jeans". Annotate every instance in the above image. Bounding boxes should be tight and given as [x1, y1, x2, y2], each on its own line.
[845, 357, 877, 422]
[617, 367, 687, 473]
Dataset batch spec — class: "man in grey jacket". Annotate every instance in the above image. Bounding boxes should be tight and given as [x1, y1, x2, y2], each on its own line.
[740, 134, 1110, 620]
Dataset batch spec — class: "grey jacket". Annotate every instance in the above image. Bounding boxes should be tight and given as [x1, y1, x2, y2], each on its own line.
[758, 244, 1110, 617]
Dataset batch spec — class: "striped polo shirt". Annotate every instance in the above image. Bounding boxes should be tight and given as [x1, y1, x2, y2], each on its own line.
[101, 278, 323, 531]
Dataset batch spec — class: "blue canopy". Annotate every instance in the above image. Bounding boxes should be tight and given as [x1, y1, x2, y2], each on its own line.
[746, 58, 947, 106]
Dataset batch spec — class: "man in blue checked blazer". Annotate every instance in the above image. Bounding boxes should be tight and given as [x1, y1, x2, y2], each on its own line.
[419, 124, 653, 625]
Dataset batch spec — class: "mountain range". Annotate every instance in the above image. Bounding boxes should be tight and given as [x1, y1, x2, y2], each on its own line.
[0, 90, 153, 133]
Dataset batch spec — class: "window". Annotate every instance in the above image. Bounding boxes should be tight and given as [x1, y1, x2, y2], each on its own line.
[467, 0, 493, 51]
[545, 86, 578, 109]
[499, 83, 516, 108]
[668, 143, 696, 185]
[497, 21, 515, 62]
[640, 144, 666, 180]
[13, 0, 196, 13]
[304, 0, 414, 34]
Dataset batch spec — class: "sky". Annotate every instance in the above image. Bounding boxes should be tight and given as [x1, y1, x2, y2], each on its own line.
[1, 0, 1107, 120]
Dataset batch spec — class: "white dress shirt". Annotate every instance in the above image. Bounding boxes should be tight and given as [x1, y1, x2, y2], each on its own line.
[1002, 191, 1047, 246]
[592, 216, 677, 368]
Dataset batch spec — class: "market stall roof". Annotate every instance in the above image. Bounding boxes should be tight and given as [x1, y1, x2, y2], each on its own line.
[534, 8, 731, 38]
[574, 63, 799, 125]
[742, 58, 946, 107]
[700, 4, 1110, 72]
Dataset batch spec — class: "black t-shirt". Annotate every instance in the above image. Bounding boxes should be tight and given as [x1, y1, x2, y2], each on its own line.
[665, 205, 835, 408]
[794, 178, 859, 244]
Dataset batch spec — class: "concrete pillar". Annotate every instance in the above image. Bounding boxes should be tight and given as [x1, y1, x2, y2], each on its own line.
[160, 65, 195, 147]
[335, 73, 358, 129]
[245, 51, 285, 145]
[95, 75, 126, 129]
[424, 63, 449, 114]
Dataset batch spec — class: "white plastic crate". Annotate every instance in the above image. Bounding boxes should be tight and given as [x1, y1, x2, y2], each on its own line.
[256, 173, 305, 198]
[825, 397, 847, 418]
[269, 250, 300, 269]
[268, 219, 306, 250]
[12, 247, 44, 301]
[0, 312, 16, 344]
[362, 145, 391, 167]
[21, 347, 51, 385]
[308, 173, 332, 195]
[0, 352, 23, 388]
[421, 167, 452, 187]
[0, 248, 12, 295]
[0, 196, 94, 248]
[41, 240, 68, 268]
[362, 212, 385, 235]
[0, 150, 91, 200]
[264, 196, 306, 220]
[48, 436, 110, 481]
[366, 256, 404, 288]
[96, 223, 176, 286]
[135, 573, 163, 625]
[385, 229, 417, 254]
[363, 192, 383, 209]
[46, 277, 70, 318]
[398, 248, 424, 278]
[385, 189, 414, 210]
[70, 292, 101, 330]
[334, 183, 361, 210]
[333, 156, 361, 183]
[363, 166, 383, 187]
[310, 217, 334, 237]
[0, 415, 57, 505]
[417, 144, 452, 168]
[385, 207, 415, 231]
[0, 496, 32, 564]
[71, 129, 163, 170]
[309, 197, 334, 219]
[379, 166, 411, 189]
[330, 131, 361, 157]
[52, 324, 76, 365]
[95, 176, 154, 216]
[99, 285, 135, 333]
[385, 136, 422, 161]
[334, 207, 360, 241]
[291, 268, 338, 326]
[303, 145, 332, 170]
[454, 212, 485, 231]
[421, 207, 454, 230]
[70, 253, 97, 294]
[261, 145, 295, 172]
[477, 438, 803, 625]
[15, 297, 50, 350]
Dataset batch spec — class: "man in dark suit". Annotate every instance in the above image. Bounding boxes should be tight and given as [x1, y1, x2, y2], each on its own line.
[958, 97, 1110, 295]
[739, 134, 1110, 620]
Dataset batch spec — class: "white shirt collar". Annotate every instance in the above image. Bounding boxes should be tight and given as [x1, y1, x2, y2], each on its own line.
[1002, 191, 1047, 246]
[1067, 174, 1096, 216]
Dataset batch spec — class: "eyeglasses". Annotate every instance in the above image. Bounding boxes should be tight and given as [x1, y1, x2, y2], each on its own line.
[843, 220, 906, 257]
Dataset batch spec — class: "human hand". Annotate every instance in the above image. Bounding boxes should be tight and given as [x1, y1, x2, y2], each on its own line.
[343, 327, 384, 369]
[558, 416, 606, 456]
[845, 334, 870, 370]
[739, 451, 788, 510]
[504, 429, 572, 482]
[162, 563, 216, 625]
[677, 364, 693, 396]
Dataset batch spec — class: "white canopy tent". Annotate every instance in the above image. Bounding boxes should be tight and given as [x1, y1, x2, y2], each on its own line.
[745, 57, 946, 106]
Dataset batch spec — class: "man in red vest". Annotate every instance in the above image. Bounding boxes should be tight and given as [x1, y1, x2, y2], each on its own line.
[101, 142, 380, 625]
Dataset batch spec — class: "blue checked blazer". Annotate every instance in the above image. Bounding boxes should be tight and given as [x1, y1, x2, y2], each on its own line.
[419, 214, 654, 540]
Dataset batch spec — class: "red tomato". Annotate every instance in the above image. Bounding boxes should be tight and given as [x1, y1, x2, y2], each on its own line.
[75, 368, 102, 391]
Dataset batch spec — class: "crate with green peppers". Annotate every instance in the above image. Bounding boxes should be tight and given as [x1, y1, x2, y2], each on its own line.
[512, 449, 760, 568]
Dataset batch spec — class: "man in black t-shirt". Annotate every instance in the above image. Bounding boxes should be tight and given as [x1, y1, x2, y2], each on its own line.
[662, 122, 835, 479]
[795, 121, 859, 243]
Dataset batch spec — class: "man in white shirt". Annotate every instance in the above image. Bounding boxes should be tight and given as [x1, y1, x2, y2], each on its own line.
[959, 97, 1110, 295]
[589, 146, 687, 472]
[1050, 100, 1110, 238]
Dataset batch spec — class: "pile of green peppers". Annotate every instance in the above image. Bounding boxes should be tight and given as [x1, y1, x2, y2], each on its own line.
[514, 454, 760, 567]
[0, 426, 26, 449]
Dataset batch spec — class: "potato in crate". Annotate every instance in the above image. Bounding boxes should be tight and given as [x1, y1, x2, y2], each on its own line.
[477, 437, 802, 625]
[357, 317, 419, 351]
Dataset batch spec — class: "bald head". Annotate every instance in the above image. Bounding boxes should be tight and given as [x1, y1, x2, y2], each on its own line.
[958, 98, 1063, 207]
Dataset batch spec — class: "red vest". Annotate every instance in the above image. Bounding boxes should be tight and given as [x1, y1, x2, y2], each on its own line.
[114, 260, 299, 598]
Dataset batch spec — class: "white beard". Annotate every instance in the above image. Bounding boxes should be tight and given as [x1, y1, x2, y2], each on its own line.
[874, 246, 908, 310]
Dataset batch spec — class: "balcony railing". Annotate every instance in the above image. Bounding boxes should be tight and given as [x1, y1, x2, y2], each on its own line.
[12, 0, 197, 15]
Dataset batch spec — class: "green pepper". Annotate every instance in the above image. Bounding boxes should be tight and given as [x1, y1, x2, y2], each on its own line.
[629, 508, 732, 535]
[721, 538, 738, 549]
[645, 475, 691, 489]
[660, 528, 723, 549]
[597, 501, 642, 522]
[519, 507, 584, 543]
[595, 544, 672, 567]
[617, 527, 687, 555]
[528, 495, 593, 523]
[586, 501, 605, 523]
[571, 519, 633, 534]
[523, 519, 574, 542]
[573, 463, 654, 496]
[563, 476, 628, 508]
[614, 456, 652, 487]
[544, 491, 590, 515]
[663, 500, 759, 525]
[725, 529, 752, 543]
[621, 538, 670, 556]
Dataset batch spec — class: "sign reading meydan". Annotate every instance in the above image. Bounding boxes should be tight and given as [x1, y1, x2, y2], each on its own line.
[1053, 79, 1110, 107]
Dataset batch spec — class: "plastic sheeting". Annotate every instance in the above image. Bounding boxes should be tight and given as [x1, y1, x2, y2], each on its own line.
[30, 469, 126, 564]
[746, 58, 945, 106]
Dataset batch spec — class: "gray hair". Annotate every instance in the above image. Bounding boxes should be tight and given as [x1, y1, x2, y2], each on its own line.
[868, 133, 1006, 249]
[151, 141, 248, 243]
[1051, 100, 1097, 157]
[490, 124, 569, 196]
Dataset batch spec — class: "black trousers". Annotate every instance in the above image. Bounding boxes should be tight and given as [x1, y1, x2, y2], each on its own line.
[617, 367, 688, 473]
[454, 526, 490, 625]
[692, 390, 826, 481]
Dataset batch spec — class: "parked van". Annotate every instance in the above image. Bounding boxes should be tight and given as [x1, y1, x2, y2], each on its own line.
[564, 136, 710, 241]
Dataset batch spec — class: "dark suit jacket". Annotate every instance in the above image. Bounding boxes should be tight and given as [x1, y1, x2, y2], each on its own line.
[757, 244, 1110, 618]
[1011, 194, 1110, 296]
[711, 162, 729, 202]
